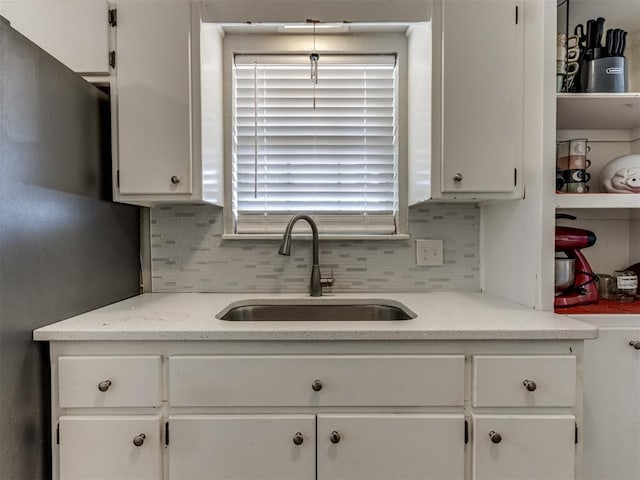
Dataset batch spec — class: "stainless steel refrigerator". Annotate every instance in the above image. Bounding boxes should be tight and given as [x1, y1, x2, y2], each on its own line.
[0, 17, 141, 479]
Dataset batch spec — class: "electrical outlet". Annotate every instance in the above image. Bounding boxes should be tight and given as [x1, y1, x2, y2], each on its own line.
[416, 239, 444, 266]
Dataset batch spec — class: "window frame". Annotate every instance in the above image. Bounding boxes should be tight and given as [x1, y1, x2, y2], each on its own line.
[222, 32, 410, 239]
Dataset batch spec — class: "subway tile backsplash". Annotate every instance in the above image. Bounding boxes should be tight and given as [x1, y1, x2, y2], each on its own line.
[150, 204, 480, 293]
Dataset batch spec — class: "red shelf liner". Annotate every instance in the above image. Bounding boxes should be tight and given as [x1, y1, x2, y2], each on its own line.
[555, 298, 640, 314]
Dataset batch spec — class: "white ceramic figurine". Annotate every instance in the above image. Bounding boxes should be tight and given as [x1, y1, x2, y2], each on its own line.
[599, 154, 640, 193]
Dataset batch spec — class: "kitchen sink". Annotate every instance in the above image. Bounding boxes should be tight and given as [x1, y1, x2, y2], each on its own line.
[217, 300, 415, 321]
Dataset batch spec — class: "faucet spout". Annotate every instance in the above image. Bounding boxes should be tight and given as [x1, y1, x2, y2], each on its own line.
[278, 214, 331, 296]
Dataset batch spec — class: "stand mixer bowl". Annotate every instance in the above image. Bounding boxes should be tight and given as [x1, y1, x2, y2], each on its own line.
[555, 257, 576, 292]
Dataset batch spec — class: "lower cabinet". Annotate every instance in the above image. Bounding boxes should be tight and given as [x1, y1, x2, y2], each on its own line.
[582, 323, 640, 479]
[50, 343, 582, 480]
[472, 414, 576, 480]
[59, 415, 162, 480]
[168, 413, 464, 480]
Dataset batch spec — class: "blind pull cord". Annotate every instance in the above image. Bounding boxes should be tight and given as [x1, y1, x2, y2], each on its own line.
[308, 19, 320, 109]
[253, 62, 258, 199]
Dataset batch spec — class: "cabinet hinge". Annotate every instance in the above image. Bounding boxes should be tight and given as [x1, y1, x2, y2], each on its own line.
[575, 423, 578, 444]
[109, 50, 116, 69]
[515, 5, 519, 24]
[56, 423, 60, 445]
[514, 167, 518, 186]
[116, 169, 120, 188]
[464, 420, 469, 444]
[165, 421, 170, 446]
[108, 8, 117, 27]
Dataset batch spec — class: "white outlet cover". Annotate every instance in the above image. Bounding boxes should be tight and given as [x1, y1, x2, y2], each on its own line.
[416, 239, 444, 266]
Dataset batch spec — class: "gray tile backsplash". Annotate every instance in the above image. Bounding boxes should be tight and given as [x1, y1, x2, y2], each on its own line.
[150, 204, 480, 293]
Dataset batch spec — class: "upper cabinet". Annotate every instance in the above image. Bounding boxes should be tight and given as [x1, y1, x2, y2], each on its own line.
[0, 0, 111, 74]
[113, 1, 223, 206]
[431, 0, 524, 200]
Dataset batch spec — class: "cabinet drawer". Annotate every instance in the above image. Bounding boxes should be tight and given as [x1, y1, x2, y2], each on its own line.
[59, 356, 162, 408]
[169, 355, 465, 407]
[473, 355, 576, 407]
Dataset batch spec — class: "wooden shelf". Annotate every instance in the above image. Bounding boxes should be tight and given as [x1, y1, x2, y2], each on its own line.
[557, 93, 640, 130]
[555, 193, 640, 209]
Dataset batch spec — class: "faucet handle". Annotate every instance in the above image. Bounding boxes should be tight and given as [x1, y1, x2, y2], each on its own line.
[321, 268, 335, 287]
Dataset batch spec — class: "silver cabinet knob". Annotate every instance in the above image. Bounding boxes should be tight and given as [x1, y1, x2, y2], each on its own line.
[329, 431, 341, 444]
[312, 379, 323, 392]
[133, 434, 146, 447]
[293, 432, 304, 446]
[171, 176, 180, 184]
[453, 173, 463, 182]
[97, 380, 112, 392]
[523, 379, 537, 391]
[489, 431, 502, 444]
[630, 341, 640, 350]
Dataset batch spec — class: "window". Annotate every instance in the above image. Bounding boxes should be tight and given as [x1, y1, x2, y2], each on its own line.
[228, 38, 404, 236]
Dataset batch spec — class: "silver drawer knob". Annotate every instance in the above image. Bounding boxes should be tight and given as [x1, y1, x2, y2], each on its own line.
[629, 341, 640, 350]
[97, 380, 112, 392]
[329, 431, 341, 444]
[171, 176, 180, 184]
[293, 432, 304, 446]
[523, 379, 537, 392]
[311, 379, 323, 392]
[489, 431, 502, 444]
[453, 173, 463, 182]
[133, 434, 146, 447]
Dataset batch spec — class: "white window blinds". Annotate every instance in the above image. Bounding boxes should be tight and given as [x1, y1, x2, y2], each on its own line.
[232, 53, 399, 235]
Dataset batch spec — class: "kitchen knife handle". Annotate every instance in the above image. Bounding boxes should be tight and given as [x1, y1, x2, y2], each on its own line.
[620, 31, 627, 57]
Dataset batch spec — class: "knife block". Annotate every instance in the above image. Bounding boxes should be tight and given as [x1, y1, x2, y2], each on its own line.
[581, 57, 628, 93]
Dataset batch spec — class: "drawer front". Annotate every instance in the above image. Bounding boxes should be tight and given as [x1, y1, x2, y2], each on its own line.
[473, 355, 576, 407]
[59, 356, 163, 408]
[169, 355, 465, 407]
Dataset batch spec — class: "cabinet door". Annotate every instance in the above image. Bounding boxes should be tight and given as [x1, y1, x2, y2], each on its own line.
[116, 1, 193, 195]
[583, 327, 640, 479]
[472, 414, 575, 480]
[59, 415, 162, 480]
[0, 1, 110, 74]
[317, 414, 465, 480]
[168, 415, 315, 480]
[440, 0, 522, 193]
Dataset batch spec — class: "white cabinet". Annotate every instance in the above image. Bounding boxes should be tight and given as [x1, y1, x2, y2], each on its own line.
[47, 342, 583, 480]
[582, 319, 640, 479]
[472, 414, 576, 480]
[113, 1, 222, 205]
[0, 0, 110, 74]
[59, 415, 162, 480]
[168, 415, 316, 480]
[115, 1, 193, 197]
[434, 0, 523, 199]
[317, 414, 465, 480]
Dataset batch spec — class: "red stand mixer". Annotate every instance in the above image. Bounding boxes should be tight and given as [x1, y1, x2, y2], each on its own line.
[555, 225, 599, 308]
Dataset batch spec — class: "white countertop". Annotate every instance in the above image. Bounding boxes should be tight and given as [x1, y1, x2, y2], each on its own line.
[33, 292, 598, 341]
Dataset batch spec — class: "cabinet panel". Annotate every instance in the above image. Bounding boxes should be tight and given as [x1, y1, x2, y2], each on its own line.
[472, 414, 575, 480]
[169, 355, 465, 407]
[116, 1, 193, 195]
[0, 0, 109, 74]
[441, 0, 522, 193]
[59, 415, 162, 480]
[58, 355, 162, 408]
[168, 415, 315, 480]
[317, 414, 465, 480]
[472, 355, 576, 407]
[583, 327, 640, 479]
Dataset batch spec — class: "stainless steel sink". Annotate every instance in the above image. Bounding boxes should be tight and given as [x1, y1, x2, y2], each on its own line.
[217, 300, 415, 321]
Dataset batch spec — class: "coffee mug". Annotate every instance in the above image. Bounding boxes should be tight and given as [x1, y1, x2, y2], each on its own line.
[557, 138, 591, 193]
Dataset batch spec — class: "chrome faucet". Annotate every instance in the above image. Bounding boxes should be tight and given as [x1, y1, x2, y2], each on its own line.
[278, 214, 334, 297]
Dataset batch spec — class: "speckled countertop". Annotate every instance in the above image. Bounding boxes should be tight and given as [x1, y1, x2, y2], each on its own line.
[33, 292, 598, 341]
